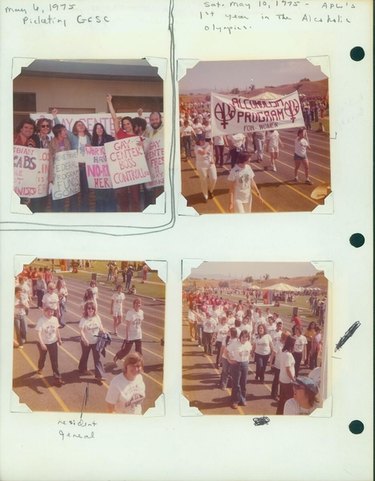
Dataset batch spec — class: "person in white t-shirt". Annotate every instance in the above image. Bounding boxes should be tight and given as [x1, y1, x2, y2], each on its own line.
[283, 376, 319, 415]
[214, 316, 229, 368]
[202, 313, 217, 355]
[293, 127, 312, 184]
[252, 324, 274, 383]
[114, 298, 144, 362]
[106, 352, 146, 414]
[180, 120, 196, 160]
[110, 285, 126, 336]
[228, 152, 263, 213]
[226, 329, 252, 408]
[292, 326, 308, 377]
[194, 138, 217, 202]
[14, 286, 28, 348]
[78, 301, 106, 384]
[35, 306, 64, 386]
[276, 335, 296, 414]
[265, 130, 283, 172]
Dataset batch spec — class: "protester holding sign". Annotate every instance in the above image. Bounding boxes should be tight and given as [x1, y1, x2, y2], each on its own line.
[35, 118, 53, 149]
[53, 110, 92, 211]
[48, 124, 76, 212]
[90, 122, 116, 212]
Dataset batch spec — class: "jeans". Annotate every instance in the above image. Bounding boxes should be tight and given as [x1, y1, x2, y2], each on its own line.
[230, 361, 249, 404]
[14, 314, 27, 345]
[115, 339, 142, 360]
[277, 382, 294, 414]
[196, 324, 203, 346]
[271, 367, 280, 398]
[255, 138, 264, 161]
[254, 353, 270, 381]
[182, 136, 192, 158]
[202, 331, 213, 355]
[220, 358, 230, 389]
[215, 341, 223, 367]
[214, 145, 224, 166]
[292, 352, 303, 377]
[38, 341, 60, 378]
[78, 342, 105, 379]
[95, 189, 117, 212]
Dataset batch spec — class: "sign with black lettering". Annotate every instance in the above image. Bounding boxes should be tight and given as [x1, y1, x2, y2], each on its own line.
[52, 150, 80, 200]
[13, 146, 49, 198]
[211, 90, 304, 135]
[104, 137, 151, 189]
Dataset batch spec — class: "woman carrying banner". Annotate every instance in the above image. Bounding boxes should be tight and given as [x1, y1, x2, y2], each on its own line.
[91, 122, 116, 212]
[194, 138, 217, 203]
[293, 127, 312, 185]
[106, 94, 142, 212]
[227, 151, 263, 214]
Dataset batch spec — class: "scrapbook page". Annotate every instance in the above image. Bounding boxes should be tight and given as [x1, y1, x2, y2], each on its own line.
[0, 0, 372, 480]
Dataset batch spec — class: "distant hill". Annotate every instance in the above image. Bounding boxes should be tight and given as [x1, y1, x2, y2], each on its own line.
[180, 78, 328, 105]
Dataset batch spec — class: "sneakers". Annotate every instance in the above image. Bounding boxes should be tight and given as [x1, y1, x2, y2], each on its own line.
[292, 177, 299, 183]
[231, 403, 238, 409]
[305, 178, 313, 185]
[208, 191, 214, 199]
[271, 166, 277, 172]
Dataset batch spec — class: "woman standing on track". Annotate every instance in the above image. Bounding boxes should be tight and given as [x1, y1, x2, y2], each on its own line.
[35, 306, 64, 386]
[292, 326, 307, 377]
[113, 298, 144, 363]
[293, 127, 312, 185]
[304, 321, 317, 367]
[276, 335, 296, 414]
[226, 329, 252, 409]
[106, 352, 146, 414]
[78, 301, 106, 384]
[252, 324, 274, 383]
[110, 284, 126, 336]
[194, 138, 217, 202]
[56, 277, 68, 328]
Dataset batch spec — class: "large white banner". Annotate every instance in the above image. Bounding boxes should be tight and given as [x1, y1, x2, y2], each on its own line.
[13, 146, 50, 198]
[211, 91, 305, 136]
[144, 132, 164, 189]
[104, 137, 151, 189]
[52, 150, 80, 200]
[85, 146, 113, 189]
[30, 113, 151, 138]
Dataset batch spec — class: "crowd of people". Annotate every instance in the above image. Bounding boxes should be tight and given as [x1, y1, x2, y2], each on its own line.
[14, 95, 164, 213]
[184, 287, 324, 414]
[14, 268, 147, 414]
[180, 94, 328, 210]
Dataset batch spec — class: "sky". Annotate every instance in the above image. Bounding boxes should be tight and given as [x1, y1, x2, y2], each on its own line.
[179, 59, 327, 93]
[188, 262, 320, 280]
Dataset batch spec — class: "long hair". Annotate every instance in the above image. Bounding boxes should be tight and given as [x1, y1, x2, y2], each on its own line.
[72, 120, 91, 138]
[83, 301, 96, 318]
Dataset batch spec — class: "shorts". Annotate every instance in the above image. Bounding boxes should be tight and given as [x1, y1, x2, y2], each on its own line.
[294, 153, 307, 161]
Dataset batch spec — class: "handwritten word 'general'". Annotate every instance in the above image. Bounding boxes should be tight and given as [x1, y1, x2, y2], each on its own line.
[57, 419, 98, 441]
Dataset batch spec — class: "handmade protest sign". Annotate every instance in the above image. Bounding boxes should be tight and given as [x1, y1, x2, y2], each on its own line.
[211, 91, 304, 136]
[13, 146, 49, 198]
[85, 146, 113, 189]
[52, 150, 80, 200]
[144, 134, 164, 189]
[104, 137, 151, 188]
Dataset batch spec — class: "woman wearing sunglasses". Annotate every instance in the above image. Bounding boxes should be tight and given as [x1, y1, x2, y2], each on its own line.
[78, 301, 106, 384]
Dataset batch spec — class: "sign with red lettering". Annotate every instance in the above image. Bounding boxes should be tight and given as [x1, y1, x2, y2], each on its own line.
[13, 146, 49, 198]
[144, 133, 164, 188]
[85, 146, 113, 189]
[52, 150, 80, 200]
[211, 91, 304, 136]
[104, 137, 151, 188]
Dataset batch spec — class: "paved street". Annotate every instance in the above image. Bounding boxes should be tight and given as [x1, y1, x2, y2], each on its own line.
[181, 128, 331, 213]
[13, 275, 165, 414]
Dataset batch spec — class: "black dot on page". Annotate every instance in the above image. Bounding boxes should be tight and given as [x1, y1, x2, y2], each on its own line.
[350, 47, 365, 61]
[349, 420, 364, 434]
[349, 233, 365, 248]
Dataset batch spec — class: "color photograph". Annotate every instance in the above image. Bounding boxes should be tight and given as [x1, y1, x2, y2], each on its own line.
[179, 59, 330, 214]
[182, 261, 328, 415]
[13, 258, 165, 414]
[13, 59, 164, 213]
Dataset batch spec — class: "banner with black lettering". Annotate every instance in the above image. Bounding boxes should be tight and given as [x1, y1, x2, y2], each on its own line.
[13, 146, 49, 198]
[52, 150, 80, 200]
[104, 137, 151, 189]
[211, 91, 304, 136]
[144, 132, 164, 189]
[85, 146, 113, 189]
